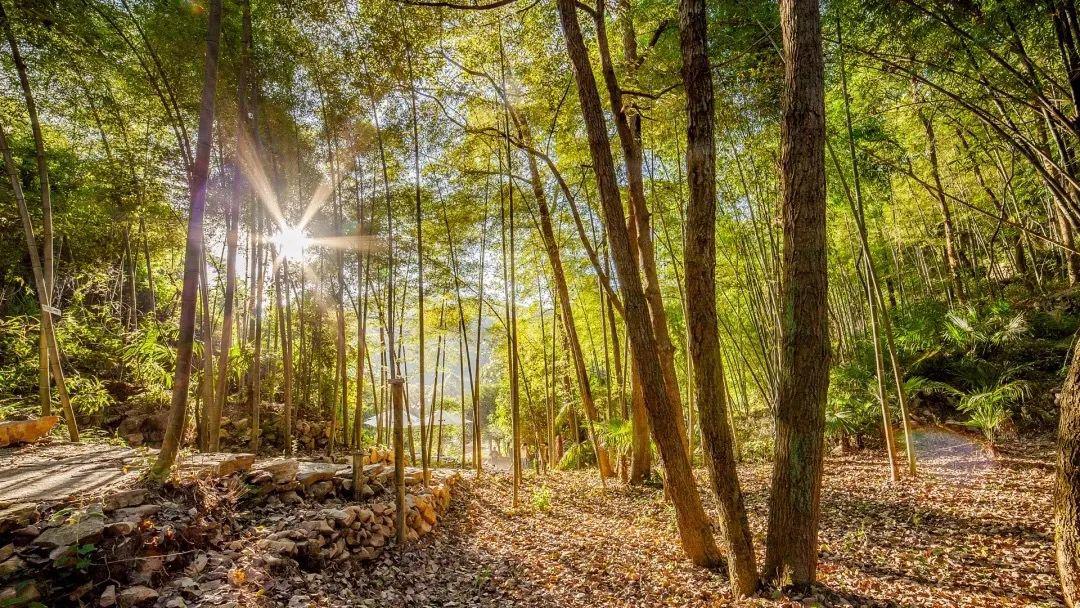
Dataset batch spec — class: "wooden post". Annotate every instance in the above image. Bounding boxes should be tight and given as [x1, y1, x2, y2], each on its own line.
[392, 377, 406, 543]
[352, 449, 363, 501]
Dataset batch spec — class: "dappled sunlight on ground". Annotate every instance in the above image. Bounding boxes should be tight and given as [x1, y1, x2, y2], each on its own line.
[280, 435, 1060, 607]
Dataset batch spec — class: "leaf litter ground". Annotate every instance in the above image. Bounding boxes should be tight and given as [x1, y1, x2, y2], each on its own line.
[268, 428, 1062, 607]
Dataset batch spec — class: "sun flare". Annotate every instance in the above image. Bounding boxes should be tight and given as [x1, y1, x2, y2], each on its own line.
[271, 226, 310, 261]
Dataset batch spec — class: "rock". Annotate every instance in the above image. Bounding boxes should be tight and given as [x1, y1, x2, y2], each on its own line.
[352, 507, 374, 523]
[0, 580, 40, 604]
[181, 453, 255, 479]
[112, 504, 160, 523]
[255, 538, 296, 555]
[0, 416, 58, 447]
[0, 503, 36, 534]
[0, 545, 12, 562]
[34, 506, 106, 548]
[307, 480, 334, 500]
[252, 459, 299, 484]
[296, 462, 342, 486]
[299, 520, 334, 535]
[279, 491, 302, 505]
[118, 585, 158, 607]
[247, 470, 274, 485]
[103, 489, 148, 512]
[0, 555, 24, 577]
[320, 508, 355, 527]
[106, 521, 137, 536]
[10, 526, 39, 540]
[99, 585, 117, 607]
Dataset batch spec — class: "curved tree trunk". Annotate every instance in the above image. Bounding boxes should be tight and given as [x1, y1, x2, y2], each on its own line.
[517, 116, 614, 478]
[555, 0, 721, 567]
[593, 4, 688, 453]
[210, 0, 252, 452]
[1, 3, 53, 418]
[152, 0, 223, 479]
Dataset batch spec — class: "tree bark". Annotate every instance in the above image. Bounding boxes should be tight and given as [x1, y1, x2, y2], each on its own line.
[277, 258, 294, 455]
[555, 0, 721, 567]
[919, 110, 966, 302]
[593, 3, 688, 453]
[678, 0, 758, 594]
[1058, 336, 1080, 607]
[152, 0, 222, 479]
[1, 2, 54, 418]
[0, 121, 78, 441]
[763, 0, 830, 587]
[210, 0, 251, 452]
[517, 116, 614, 478]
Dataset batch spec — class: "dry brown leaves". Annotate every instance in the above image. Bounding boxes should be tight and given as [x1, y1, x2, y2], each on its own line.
[268, 428, 1064, 607]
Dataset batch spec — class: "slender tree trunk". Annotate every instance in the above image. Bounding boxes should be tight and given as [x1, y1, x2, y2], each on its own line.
[392, 377, 406, 543]
[198, 250, 215, 451]
[517, 115, 613, 478]
[593, 3, 688, 453]
[919, 111, 966, 302]
[678, 0, 758, 593]
[1, 3, 54, 418]
[555, 0, 721, 567]
[763, 0, 830, 587]
[278, 258, 294, 455]
[210, 0, 251, 452]
[152, 0, 222, 478]
[0, 121, 78, 441]
[250, 219, 266, 454]
[405, 34, 428, 481]
[473, 199, 489, 472]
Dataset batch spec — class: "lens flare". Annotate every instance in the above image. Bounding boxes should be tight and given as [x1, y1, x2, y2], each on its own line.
[271, 226, 310, 261]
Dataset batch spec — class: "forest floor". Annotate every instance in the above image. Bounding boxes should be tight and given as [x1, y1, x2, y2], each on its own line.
[294, 427, 1061, 607]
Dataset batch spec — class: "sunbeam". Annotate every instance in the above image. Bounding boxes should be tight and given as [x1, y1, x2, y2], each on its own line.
[271, 225, 311, 261]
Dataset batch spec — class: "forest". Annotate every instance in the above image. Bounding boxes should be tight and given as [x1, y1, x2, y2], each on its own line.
[0, 0, 1077, 606]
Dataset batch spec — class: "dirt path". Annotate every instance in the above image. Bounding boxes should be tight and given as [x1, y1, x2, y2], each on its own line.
[281, 432, 1061, 607]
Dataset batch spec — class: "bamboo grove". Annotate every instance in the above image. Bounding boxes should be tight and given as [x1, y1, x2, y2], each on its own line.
[0, 0, 1079, 602]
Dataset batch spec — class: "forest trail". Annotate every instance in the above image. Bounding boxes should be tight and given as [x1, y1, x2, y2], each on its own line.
[292, 440, 1060, 608]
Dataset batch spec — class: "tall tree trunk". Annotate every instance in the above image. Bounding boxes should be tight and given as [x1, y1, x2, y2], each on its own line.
[210, 0, 251, 452]
[278, 258, 294, 454]
[405, 34, 428, 480]
[517, 116, 614, 478]
[1, 2, 54, 417]
[1058, 332, 1080, 606]
[198, 250, 215, 451]
[473, 199, 489, 472]
[763, 0, 830, 587]
[555, 0, 721, 567]
[593, 3, 688, 453]
[919, 111, 966, 302]
[0, 121, 78, 441]
[678, 0, 758, 594]
[152, 0, 223, 479]
[250, 218, 266, 454]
